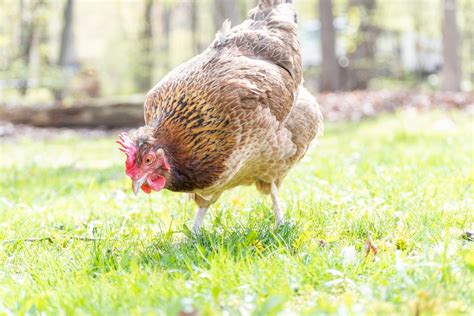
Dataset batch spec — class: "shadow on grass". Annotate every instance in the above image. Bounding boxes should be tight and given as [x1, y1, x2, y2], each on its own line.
[87, 221, 303, 276]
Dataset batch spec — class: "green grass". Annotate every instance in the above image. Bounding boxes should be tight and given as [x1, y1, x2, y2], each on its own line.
[0, 111, 473, 315]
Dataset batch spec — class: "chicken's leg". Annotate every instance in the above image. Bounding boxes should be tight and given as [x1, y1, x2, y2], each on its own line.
[271, 182, 284, 227]
[192, 207, 208, 232]
[191, 193, 221, 233]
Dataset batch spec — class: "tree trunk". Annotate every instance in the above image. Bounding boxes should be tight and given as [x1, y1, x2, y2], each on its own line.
[441, 0, 461, 91]
[17, 0, 37, 96]
[213, 0, 239, 31]
[58, 0, 75, 67]
[239, 0, 251, 21]
[161, 4, 172, 73]
[319, 0, 339, 92]
[135, 0, 154, 90]
[464, 0, 474, 84]
[340, 0, 378, 91]
[54, 0, 77, 103]
[191, 0, 201, 54]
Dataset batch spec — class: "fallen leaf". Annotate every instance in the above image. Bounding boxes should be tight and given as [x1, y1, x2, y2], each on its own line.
[462, 231, 473, 242]
[178, 311, 199, 316]
[364, 235, 379, 256]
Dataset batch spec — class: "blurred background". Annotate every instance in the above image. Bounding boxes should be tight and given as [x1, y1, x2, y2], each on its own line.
[0, 0, 472, 127]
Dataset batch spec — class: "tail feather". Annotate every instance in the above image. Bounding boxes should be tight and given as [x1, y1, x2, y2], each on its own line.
[250, 0, 297, 24]
[211, 0, 301, 83]
[245, 0, 300, 81]
[259, 0, 293, 7]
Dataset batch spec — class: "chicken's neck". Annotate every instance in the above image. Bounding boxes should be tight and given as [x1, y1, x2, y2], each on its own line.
[153, 132, 219, 193]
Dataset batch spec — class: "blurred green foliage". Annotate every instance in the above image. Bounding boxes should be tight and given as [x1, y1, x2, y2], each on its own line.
[0, 0, 472, 104]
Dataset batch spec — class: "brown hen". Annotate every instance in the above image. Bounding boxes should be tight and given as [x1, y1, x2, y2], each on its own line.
[118, 0, 323, 232]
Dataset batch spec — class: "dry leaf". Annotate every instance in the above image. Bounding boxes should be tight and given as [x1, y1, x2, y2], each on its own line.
[364, 236, 379, 256]
[462, 231, 473, 242]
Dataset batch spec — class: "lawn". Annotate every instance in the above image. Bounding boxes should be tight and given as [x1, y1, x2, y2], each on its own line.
[0, 110, 473, 315]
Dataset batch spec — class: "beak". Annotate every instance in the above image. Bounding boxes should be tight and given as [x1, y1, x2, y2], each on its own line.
[132, 177, 147, 195]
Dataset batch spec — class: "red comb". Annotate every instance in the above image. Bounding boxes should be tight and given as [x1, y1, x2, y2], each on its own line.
[116, 132, 137, 170]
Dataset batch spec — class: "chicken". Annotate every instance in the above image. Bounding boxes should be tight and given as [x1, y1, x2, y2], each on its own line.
[117, 0, 323, 232]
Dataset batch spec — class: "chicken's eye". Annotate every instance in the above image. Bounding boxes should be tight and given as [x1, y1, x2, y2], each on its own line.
[144, 155, 154, 165]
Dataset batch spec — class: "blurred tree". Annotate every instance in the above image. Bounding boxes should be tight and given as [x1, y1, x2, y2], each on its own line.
[441, 0, 460, 91]
[17, 0, 45, 95]
[161, 2, 172, 72]
[191, 0, 202, 54]
[239, 0, 253, 21]
[319, 0, 340, 92]
[411, 1, 423, 76]
[460, 0, 473, 86]
[340, 0, 378, 90]
[135, 0, 155, 90]
[54, 0, 77, 102]
[214, 0, 239, 30]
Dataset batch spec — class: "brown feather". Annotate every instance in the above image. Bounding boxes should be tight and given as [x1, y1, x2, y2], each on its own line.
[138, 0, 322, 196]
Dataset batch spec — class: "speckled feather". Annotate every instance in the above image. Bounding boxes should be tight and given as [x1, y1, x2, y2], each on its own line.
[139, 0, 323, 198]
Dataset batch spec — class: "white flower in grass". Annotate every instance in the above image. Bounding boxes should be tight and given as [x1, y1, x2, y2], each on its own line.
[181, 297, 194, 313]
[341, 246, 357, 265]
[324, 278, 344, 287]
[327, 269, 344, 277]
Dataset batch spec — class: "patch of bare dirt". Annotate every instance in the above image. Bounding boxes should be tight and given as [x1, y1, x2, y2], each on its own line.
[317, 90, 474, 122]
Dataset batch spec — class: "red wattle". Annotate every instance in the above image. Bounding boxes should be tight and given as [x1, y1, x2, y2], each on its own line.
[147, 175, 166, 192]
[141, 183, 152, 194]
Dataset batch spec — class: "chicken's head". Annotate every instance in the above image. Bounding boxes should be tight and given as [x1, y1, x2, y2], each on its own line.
[116, 131, 170, 195]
